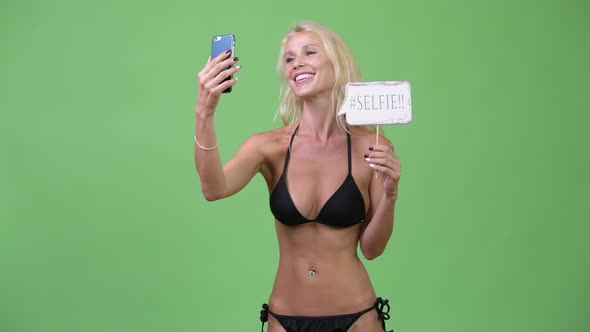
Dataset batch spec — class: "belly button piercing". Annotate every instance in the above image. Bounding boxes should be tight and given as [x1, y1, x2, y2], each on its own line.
[309, 265, 316, 277]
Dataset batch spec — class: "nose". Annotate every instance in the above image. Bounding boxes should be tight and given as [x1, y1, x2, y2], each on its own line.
[291, 55, 304, 69]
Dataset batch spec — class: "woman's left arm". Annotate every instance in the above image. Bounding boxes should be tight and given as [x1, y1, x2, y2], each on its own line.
[359, 137, 401, 260]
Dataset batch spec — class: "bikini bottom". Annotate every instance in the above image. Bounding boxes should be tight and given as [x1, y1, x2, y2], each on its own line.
[259, 297, 393, 332]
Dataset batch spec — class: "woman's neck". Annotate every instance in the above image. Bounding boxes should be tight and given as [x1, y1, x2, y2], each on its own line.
[298, 96, 341, 141]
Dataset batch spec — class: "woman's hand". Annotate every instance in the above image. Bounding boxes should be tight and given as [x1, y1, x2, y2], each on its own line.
[196, 50, 241, 118]
[364, 144, 401, 199]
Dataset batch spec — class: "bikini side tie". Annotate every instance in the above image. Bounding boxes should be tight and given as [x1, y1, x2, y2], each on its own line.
[374, 297, 394, 332]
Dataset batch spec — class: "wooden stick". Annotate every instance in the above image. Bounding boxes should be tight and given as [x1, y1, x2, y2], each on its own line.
[374, 125, 379, 179]
[376, 125, 379, 146]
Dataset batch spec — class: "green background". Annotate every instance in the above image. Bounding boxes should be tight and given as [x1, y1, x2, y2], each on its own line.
[1, 0, 588, 331]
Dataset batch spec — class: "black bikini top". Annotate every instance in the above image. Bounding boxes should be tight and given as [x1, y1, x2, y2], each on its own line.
[269, 125, 366, 227]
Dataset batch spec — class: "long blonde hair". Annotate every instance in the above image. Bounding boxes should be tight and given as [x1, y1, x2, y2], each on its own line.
[276, 22, 372, 132]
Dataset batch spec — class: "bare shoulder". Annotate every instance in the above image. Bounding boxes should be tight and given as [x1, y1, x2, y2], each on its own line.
[240, 126, 294, 179]
[245, 126, 292, 145]
[241, 125, 294, 157]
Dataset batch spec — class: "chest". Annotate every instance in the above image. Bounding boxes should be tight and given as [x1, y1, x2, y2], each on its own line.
[278, 140, 370, 218]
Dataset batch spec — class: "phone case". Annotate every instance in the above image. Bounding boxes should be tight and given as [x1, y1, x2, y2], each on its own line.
[211, 34, 235, 93]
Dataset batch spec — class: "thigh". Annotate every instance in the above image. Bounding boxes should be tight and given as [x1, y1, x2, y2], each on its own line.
[348, 309, 383, 332]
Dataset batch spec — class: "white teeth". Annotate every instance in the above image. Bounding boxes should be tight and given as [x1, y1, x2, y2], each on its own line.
[295, 73, 314, 81]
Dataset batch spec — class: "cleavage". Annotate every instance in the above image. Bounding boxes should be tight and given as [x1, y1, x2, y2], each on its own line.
[284, 144, 348, 221]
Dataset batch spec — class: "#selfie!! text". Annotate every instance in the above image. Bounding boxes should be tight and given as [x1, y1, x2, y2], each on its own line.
[349, 94, 406, 111]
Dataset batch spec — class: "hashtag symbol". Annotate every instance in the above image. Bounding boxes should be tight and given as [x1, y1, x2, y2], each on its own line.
[349, 95, 356, 110]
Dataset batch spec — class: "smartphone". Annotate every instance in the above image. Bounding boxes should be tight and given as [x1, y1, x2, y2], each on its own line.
[211, 34, 235, 93]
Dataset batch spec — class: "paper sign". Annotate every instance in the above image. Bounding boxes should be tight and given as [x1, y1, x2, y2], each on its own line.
[338, 81, 412, 125]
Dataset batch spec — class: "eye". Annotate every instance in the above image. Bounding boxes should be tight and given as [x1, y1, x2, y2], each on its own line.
[285, 56, 294, 63]
[305, 50, 317, 56]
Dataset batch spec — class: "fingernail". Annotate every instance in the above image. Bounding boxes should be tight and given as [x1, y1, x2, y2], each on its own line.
[235, 77, 239, 81]
[236, 65, 241, 69]
[364, 153, 369, 158]
[365, 158, 370, 162]
[369, 163, 376, 168]
[225, 50, 231, 54]
[233, 57, 239, 61]
[369, 146, 374, 151]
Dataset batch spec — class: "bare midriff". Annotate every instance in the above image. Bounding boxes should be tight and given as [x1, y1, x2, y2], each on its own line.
[268, 221, 377, 316]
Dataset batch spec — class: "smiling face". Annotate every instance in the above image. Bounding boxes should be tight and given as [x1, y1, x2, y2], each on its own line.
[282, 32, 336, 100]
[276, 22, 362, 129]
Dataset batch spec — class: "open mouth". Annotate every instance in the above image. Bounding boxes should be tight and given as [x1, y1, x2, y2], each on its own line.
[294, 73, 315, 82]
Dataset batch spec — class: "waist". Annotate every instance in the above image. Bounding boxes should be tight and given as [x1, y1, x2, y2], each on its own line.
[269, 256, 376, 315]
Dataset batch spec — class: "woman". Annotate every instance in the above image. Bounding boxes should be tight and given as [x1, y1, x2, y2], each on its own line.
[194, 22, 400, 332]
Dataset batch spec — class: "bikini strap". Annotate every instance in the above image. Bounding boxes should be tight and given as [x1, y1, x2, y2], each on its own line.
[346, 131, 352, 176]
[282, 125, 300, 172]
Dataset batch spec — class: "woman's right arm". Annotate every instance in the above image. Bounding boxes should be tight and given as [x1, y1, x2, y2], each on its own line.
[194, 50, 263, 201]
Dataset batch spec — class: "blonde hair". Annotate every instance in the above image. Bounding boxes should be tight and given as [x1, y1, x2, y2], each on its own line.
[276, 21, 373, 133]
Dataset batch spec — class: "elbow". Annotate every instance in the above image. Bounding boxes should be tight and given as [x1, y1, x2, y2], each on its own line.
[199, 180, 229, 201]
[361, 245, 384, 261]
[363, 251, 382, 261]
[201, 189, 224, 202]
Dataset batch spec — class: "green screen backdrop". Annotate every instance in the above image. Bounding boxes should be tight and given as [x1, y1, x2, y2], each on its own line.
[1, 0, 588, 331]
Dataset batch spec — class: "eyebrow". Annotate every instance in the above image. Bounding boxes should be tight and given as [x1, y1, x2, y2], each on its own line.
[284, 43, 320, 56]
